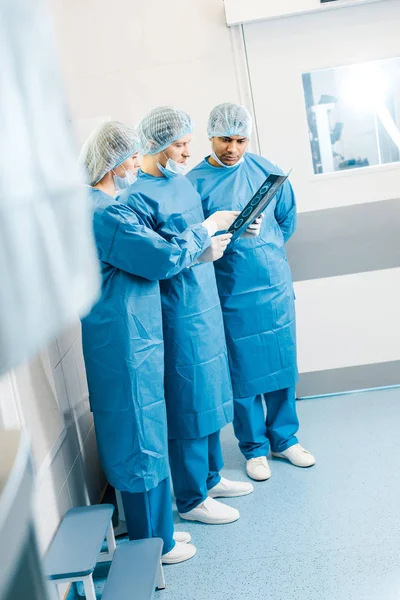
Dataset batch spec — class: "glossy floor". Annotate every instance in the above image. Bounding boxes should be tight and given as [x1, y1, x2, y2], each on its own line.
[67, 388, 400, 600]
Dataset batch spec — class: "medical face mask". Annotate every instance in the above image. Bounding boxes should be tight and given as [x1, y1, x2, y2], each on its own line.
[210, 150, 244, 169]
[124, 169, 137, 185]
[113, 167, 137, 190]
[157, 153, 187, 178]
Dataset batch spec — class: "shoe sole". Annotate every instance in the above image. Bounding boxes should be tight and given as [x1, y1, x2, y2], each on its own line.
[179, 513, 240, 525]
[246, 471, 271, 481]
[208, 488, 254, 498]
[271, 453, 316, 468]
[162, 547, 197, 564]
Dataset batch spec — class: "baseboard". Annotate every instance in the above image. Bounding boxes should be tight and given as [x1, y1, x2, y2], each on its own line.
[297, 361, 400, 398]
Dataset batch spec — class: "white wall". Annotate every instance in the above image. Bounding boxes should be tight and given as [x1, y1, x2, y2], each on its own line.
[47, 0, 241, 164]
[0, 322, 105, 559]
[295, 268, 400, 374]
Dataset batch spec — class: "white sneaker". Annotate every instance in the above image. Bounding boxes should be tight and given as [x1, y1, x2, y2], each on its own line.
[246, 456, 271, 481]
[173, 531, 191, 543]
[179, 496, 240, 524]
[272, 443, 316, 467]
[208, 476, 254, 498]
[161, 541, 197, 564]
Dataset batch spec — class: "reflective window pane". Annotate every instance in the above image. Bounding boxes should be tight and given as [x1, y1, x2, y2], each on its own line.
[302, 58, 400, 174]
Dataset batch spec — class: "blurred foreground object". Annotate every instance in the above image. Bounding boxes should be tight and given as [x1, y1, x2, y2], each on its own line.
[0, 0, 100, 375]
[0, 430, 54, 600]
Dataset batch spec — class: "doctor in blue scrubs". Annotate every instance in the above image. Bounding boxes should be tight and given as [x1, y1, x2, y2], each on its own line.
[187, 103, 315, 482]
[80, 121, 232, 563]
[119, 107, 254, 526]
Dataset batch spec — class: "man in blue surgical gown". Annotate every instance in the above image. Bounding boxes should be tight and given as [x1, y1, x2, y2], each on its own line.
[187, 103, 316, 482]
[80, 121, 233, 563]
[118, 107, 254, 525]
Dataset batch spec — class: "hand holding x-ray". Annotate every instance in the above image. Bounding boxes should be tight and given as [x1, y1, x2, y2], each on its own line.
[202, 210, 240, 236]
[243, 213, 264, 237]
[198, 233, 232, 263]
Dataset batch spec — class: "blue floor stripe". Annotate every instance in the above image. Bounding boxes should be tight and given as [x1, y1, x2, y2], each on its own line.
[298, 383, 400, 400]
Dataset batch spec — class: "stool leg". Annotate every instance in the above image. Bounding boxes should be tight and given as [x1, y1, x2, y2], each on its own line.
[98, 522, 117, 562]
[156, 561, 166, 590]
[114, 490, 128, 536]
[106, 522, 116, 556]
[82, 574, 96, 600]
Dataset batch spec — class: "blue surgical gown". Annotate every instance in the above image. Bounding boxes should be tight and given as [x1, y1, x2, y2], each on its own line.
[119, 172, 233, 440]
[81, 188, 210, 492]
[187, 153, 298, 399]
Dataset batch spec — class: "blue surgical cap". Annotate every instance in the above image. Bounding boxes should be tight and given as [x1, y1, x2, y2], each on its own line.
[207, 103, 252, 138]
[80, 121, 140, 185]
[137, 106, 194, 155]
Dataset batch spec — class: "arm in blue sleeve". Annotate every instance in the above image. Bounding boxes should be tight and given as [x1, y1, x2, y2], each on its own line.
[274, 180, 297, 242]
[95, 202, 210, 280]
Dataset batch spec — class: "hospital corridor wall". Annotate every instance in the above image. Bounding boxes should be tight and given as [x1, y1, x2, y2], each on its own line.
[48, 0, 400, 398]
[238, 0, 400, 396]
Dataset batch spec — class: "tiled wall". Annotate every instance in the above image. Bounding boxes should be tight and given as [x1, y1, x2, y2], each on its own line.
[0, 320, 105, 562]
[35, 321, 105, 554]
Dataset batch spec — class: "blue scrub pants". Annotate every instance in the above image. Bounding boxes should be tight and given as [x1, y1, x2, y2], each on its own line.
[233, 387, 299, 459]
[120, 476, 175, 554]
[168, 431, 223, 514]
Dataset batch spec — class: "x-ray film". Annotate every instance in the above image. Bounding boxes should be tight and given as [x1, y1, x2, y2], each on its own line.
[226, 171, 291, 242]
